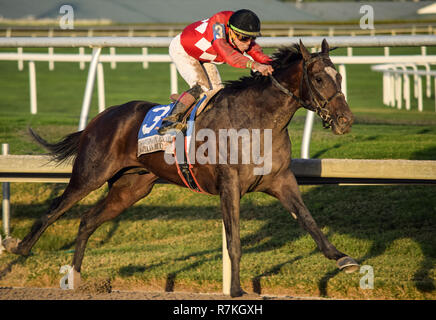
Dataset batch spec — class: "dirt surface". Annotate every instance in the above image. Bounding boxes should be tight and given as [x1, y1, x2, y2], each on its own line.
[0, 286, 321, 300]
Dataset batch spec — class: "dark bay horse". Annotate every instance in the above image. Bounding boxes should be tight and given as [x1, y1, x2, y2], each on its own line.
[4, 40, 358, 297]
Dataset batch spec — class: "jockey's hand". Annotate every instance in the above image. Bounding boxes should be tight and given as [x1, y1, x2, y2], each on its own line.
[252, 62, 274, 76]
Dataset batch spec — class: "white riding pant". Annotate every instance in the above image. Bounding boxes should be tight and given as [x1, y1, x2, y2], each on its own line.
[169, 34, 223, 92]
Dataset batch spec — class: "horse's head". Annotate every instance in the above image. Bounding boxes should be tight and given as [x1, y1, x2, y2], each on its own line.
[299, 39, 354, 135]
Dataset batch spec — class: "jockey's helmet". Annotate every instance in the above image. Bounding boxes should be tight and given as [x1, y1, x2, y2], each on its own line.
[228, 9, 262, 38]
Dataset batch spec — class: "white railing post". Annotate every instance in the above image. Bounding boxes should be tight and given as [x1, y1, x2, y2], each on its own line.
[170, 62, 178, 95]
[17, 47, 23, 70]
[78, 47, 102, 131]
[403, 71, 411, 111]
[423, 63, 431, 98]
[79, 47, 85, 70]
[48, 28, 54, 70]
[411, 64, 419, 98]
[395, 71, 402, 109]
[110, 47, 116, 69]
[382, 71, 389, 105]
[142, 47, 149, 69]
[97, 62, 105, 113]
[2, 143, 10, 238]
[48, 47, 54, 70]
[389, 70, 395, 107]
[28, 61, 37, 114]
[339, 64, 347, 100]
[417, 76, 423, 112]
[222, 222, 231, 295]
[301, 110, 315, 159]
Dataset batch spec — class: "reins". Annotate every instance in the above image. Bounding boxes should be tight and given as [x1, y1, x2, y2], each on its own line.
[269, 55, 344, 129]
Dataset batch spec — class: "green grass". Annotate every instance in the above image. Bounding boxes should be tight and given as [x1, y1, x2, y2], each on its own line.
[0, 46, 435, 299]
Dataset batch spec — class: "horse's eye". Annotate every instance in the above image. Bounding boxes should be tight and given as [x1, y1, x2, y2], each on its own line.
[316, 77, 323, 84]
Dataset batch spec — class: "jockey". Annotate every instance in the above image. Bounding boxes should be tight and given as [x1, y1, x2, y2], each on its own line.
[159, 9, 274, 134]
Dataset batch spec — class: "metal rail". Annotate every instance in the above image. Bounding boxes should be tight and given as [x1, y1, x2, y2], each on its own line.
[1, 35, 435, 152]
[1, 155, 435, 184]
[1, 35, 436, 48]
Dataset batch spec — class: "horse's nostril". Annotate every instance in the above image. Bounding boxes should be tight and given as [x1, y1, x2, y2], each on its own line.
[338, 116, 347, 125]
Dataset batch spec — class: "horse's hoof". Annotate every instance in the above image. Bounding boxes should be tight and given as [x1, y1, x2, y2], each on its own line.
[2, 237, 22, 255]
[337, 256, 359, 273]
[230, 288, 246, 298]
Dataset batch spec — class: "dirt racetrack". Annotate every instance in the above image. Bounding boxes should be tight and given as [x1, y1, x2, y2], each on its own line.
[0, 286, 318, 300]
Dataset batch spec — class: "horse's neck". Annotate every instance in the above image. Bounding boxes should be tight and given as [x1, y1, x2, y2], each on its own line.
[263, 61, 304, 130]
[203, 62, 304, 131]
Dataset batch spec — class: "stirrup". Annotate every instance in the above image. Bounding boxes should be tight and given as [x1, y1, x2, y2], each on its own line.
[158, 121, 187, 135]
[163, 113, 182, 123]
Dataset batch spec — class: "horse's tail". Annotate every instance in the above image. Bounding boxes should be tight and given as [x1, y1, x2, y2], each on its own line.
[28, 127, 82, 164]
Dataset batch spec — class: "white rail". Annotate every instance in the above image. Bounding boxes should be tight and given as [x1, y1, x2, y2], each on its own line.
[372, 64, 436, 112]
[0, 50, 176, 129]
[1, 35, 436, 48]
[1, 36, 435, 153]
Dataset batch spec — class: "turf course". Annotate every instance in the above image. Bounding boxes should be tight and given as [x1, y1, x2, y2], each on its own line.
[0, 46, 435, 299]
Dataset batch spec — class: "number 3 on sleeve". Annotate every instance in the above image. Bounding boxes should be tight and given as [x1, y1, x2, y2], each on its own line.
[213, 23, 225, 40]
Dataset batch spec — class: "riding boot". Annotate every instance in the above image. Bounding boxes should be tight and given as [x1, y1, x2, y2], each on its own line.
[158, 85, 203, 134]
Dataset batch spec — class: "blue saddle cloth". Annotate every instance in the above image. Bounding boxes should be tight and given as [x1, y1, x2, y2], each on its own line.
[137, 94, 207, 157]
[137, 103, 176, 156]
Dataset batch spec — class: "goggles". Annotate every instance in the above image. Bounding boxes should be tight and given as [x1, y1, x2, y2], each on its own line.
[229, 24, 258, 42]
[234, 32, 256, 42]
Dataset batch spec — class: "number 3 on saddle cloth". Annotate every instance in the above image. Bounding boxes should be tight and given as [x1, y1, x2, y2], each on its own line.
[137, 94, 209, 194]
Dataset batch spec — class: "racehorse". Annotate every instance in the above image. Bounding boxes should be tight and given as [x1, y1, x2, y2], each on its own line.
[4, 39, 358, 297]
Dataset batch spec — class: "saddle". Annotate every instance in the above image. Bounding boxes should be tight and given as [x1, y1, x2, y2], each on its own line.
[137, 88, 221, 194]
[171, 86, 221, 122]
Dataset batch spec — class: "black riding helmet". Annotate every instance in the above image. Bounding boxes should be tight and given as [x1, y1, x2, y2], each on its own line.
[228, 9, 262, 37]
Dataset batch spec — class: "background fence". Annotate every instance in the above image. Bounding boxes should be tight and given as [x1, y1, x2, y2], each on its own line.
[1, 35, 436, 155]
[2, 22, 436, 38]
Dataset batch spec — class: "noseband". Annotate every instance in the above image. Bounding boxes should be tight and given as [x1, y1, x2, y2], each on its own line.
[270, 55, 344, 129]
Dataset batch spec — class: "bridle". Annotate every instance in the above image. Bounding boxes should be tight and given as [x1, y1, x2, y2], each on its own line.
[269, 54, 344, 129]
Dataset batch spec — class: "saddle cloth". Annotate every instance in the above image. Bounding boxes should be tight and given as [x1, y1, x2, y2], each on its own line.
[137, 95, 210, 194]
[137, 88, 221, 157]
[137, 103, 177, 156]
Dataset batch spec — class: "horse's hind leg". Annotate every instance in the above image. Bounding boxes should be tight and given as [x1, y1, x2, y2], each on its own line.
[6, 155, 120, 256]
[265, 169, 359, 273]
[6, 175, 106, 256]
[70, 170, 158, 287]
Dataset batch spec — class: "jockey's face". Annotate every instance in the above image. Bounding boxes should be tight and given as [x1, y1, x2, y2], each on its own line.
[229, 29, 254, 52]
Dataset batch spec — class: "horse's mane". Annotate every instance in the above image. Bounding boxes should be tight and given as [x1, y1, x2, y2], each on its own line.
[223, 43, 303, 91]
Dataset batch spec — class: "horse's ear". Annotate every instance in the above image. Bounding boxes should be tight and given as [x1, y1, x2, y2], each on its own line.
[299, 40, 311, 61]
[321, 38, 329, 55]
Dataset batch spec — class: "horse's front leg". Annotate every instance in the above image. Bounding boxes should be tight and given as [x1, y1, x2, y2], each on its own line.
[218, 167, 244, 297]
[265, 169, 359, 273]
